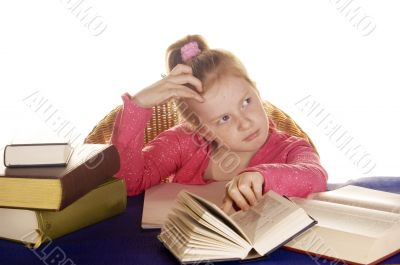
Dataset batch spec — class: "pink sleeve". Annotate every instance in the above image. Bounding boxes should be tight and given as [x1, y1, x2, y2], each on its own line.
[110, 93, 182, 196]
[239, 140, 328, 198]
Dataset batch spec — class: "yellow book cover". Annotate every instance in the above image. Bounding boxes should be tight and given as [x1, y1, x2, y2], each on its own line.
[0, 178, 126, 248]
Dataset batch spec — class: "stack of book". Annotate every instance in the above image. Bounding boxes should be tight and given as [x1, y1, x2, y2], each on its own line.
[0, 143, 126, 248]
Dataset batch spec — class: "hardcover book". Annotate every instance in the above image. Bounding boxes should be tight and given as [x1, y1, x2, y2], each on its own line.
[0, 144, 120, 210]
[285, 185, 400, 265]
[0, 178, 126, 248]
[158, 190, 317, 263]
[3, 143, 73, 168]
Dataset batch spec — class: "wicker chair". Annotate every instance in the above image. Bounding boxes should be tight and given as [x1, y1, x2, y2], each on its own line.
[84, 100, 317, 155]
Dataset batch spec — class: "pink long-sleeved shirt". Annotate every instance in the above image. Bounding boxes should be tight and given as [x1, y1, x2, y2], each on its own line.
[111, 93, 328, 197]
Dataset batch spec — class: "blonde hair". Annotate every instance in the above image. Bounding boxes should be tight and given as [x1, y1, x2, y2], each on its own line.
[166, 35, 257, 131]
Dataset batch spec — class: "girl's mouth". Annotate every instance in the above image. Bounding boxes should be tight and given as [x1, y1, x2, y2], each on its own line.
[243, 129, 260, 142]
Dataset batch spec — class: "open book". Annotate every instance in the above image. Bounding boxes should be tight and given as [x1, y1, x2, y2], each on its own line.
[158, 190, 317, 263]
[285, 185, 400, 265]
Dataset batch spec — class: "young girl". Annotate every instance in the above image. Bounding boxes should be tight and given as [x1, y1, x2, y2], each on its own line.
[111, 35, 328, 213]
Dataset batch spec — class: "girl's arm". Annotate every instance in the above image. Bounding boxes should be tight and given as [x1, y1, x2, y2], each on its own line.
[110, 93, 182, 196]
[110, 65, 203, 196]
[240, 139, 328, 198]
[222, 139, 328, 213]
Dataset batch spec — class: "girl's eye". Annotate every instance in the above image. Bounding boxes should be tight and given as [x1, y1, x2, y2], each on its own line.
[216, 98, 251, 125]
[218, 115, 230, 124]
[243, 97, 251, 107]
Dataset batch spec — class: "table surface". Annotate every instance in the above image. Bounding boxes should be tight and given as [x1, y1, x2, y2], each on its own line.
[1, 177, 400, 265]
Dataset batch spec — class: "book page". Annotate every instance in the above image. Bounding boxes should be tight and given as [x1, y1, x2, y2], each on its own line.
[306, 185, 400, 214]
[180, 191, 252, 248]
[292, 197, 400, 238]
[169, 209, 244, 251]
[288, 197, 400, 264]
[0, 208, 39, 244]
[230, 191, 298, 244]
[4, 143, 73, 167]
[172, 206, 245, 249]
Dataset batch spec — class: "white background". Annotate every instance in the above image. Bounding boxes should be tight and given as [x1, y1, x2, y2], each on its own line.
[1, 1, 399, 183]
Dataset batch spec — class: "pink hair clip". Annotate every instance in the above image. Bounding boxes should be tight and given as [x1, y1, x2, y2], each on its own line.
[181, 41, 201, 62]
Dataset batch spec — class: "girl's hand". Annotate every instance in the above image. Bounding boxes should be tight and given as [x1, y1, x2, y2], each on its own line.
[131, 64, 204, 108]
[222, 172, 264, 214]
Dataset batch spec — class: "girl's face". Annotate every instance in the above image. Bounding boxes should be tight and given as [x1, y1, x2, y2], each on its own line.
[187, 75, 269, 153]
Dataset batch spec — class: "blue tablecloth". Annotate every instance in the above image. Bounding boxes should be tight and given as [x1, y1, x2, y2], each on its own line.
[1, 177, 400, 265]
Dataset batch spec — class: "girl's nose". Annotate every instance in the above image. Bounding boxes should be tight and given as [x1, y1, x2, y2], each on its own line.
[238, 115, 252, 130]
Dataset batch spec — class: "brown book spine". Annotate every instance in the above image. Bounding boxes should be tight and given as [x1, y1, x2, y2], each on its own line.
[59, 145, 120, 210]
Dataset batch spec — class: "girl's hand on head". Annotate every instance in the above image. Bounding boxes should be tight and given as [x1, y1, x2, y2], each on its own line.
[222, 172, 264, 214]
[130, 64, 204, 108]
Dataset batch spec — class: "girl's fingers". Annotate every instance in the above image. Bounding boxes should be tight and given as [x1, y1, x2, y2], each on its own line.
[252, 178, 263, 201]
[169, 74, 203, 93]
[228, 185, 251, 211]
[170, 84, 204, 102]
[169, 64, 193, 76]
[222, 196, 234, 214]
[238, 182, 258, 206]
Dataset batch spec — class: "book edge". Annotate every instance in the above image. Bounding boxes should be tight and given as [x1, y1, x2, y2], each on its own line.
[181, 191, 252, 245]
[3, 143, 72, 168]
[58, 144, 120, 210]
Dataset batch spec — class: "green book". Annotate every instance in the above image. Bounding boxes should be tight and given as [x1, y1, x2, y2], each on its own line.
[0, 178, 126, 248]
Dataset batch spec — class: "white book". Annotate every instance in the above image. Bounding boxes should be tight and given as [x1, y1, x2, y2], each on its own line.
[285, 185, 400, 265]
[3, 143, 73, 167]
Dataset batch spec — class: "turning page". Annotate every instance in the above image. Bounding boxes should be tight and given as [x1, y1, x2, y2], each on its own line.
[231, 192, 316, 255]
[230, 192, 297, 244]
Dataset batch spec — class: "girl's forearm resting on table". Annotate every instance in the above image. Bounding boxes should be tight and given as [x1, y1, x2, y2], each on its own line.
[240, 144, 328, 197]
